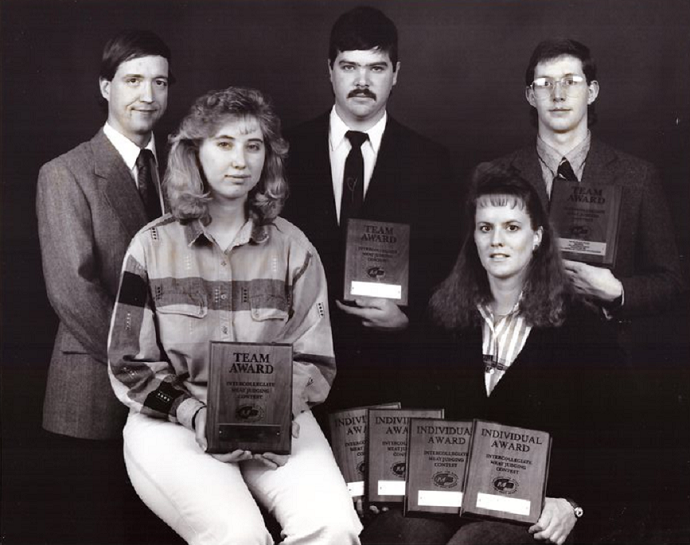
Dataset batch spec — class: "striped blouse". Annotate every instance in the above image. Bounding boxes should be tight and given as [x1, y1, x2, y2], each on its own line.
[478, 300, 533, 396]
[108, 214, 335, 430]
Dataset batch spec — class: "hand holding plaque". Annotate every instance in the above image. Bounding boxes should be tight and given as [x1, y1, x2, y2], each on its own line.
[205, 342, 293, 455]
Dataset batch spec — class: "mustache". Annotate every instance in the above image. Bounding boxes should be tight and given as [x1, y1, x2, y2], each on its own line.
[348, 88, 376, 100]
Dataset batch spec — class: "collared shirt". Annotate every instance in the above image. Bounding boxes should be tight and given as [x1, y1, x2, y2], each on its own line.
[328, 107, 387, 224]
[108, 215, 335, 430]
[536, 131, 591, 197]
[478, 300, 533, 396]
[103, 122, 164, 211]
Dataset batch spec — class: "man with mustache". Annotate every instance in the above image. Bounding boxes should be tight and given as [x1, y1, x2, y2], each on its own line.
[284, 6, 460, 419]
[36, 29, 171, 543]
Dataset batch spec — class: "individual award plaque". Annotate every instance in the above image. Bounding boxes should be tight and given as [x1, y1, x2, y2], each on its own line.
[206, 342, 292, 455]
[343, 219, 410, 305]
[404, 419, 472, 516]
[367, 408, 444, 506]
[329, 402, 401, 498]
[461, 420, 551, 524]
[550, 180, 622, 266]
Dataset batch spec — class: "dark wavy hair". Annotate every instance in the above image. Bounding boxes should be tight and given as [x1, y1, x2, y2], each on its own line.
[525, 38, 597, 127]
[429, 165, 569, 330]
[329, 6, 399, 69]
[164, 87, 289, 224]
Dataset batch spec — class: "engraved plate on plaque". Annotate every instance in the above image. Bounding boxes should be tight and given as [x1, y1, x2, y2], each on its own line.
[206, 342, 292, 455]
[343, 219, 410, 305]
[405, 419, 472, 515]
[461, 420, 551, 524]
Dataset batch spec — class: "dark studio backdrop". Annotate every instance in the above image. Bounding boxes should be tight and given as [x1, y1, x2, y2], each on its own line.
[2, 0, 689, 543]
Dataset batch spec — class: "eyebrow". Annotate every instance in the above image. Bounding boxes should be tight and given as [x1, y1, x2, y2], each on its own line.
[338, 60, 390, 68]
[121, 73, 169, 80]
[214, 135, 264, 141]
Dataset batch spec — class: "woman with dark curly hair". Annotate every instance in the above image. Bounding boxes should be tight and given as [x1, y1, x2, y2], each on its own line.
[361, 167, 628, 545]
[108, 87, 362, 545]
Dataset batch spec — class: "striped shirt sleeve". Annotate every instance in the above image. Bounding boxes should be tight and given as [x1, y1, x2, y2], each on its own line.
[107, 235, 204, 429]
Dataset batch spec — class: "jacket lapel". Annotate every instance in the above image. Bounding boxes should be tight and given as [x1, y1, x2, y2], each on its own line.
[581, 139, 618, 186]
[91, 130, 148, 238]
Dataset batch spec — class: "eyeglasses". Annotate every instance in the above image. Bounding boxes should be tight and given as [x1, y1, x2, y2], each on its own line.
[529, 75, 587, 98]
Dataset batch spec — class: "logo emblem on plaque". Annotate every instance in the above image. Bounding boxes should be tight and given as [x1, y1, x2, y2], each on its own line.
[366, 266, 386, 279]
[235, 404, 264, 422]
[357, 461, 366, 476]
[492, 477, 518, 495]
[432, 471, 459, 489]
[391, 461, 406, 477]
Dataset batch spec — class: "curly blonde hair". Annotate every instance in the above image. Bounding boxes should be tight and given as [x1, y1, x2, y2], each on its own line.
[164, 87, 288, 224]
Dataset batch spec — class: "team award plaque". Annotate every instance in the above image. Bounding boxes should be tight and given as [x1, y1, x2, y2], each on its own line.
[404, 419, 472, 516]
[550, 180, 622, 266]
[329, 403, 401, 498]
[461, 420, 551, 524]
[343, 219, 410, 305]
[206, 342, 292, 455]
[367, 408, 444, 506]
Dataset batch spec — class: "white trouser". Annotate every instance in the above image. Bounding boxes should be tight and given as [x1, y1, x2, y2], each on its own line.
[123, 410, 362, 545]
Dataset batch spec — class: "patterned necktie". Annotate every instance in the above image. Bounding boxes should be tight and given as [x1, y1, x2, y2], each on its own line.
[556, 157, 578, 181]
[136, 149, 162, 220]
[340, 130, 369, 225]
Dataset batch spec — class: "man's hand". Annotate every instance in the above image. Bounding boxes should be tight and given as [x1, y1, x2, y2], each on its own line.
[563, 259, 623, 303]
[336, 298, 409, 330]
[529, 497, 577, 544]
[194, 407, 253, 463]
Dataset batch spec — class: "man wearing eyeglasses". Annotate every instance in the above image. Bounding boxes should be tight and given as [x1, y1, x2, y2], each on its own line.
[491, 38, 683, 321]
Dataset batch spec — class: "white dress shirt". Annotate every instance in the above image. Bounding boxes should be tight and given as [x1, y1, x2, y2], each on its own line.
[328, 107, 387, 224]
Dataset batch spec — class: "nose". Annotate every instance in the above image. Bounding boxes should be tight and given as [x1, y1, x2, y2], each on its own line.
[355, 67, 370, 87]
[552, 81, 565, 101]
[140, 81, 154, 103]
[490, 228, 504, 247]
[230, 146, 247, 169]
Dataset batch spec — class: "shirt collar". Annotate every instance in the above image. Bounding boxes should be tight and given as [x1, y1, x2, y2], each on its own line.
[328, 106, 387, 155]
[103, 122, 158, 170]
[477, 296, 523, 325]
[183, 217, 270, 247]
[536, 131, 591, 178]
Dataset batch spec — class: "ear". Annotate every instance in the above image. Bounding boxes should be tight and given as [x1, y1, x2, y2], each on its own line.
[99, 78, 111, 102]
[587, 80, 600, 105]
[533, 227, 543, 250]
[327, 58, 334, 82]
[392, 61, 401, 87]
[525, 86, 537, 108]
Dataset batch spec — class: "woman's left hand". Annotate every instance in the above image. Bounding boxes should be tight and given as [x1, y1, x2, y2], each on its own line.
[528, 497, 577, 544]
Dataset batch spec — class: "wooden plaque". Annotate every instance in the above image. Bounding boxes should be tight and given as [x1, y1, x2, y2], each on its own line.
[461, 420, 551, 524]
[328, 402, 401, 498]
[550, 180, 622, 266]
[404, 419, 472, 515]
[343, 219, 410, 305]
[206, 342, 292, 454]
[366, 408, 444, 506]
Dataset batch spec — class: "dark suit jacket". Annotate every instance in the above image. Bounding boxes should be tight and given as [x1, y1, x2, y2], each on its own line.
[283, 112, 461, 409]
[488, 139, 685, 317]
[405, 305, 632, 540]
[36, 129, 158, 439]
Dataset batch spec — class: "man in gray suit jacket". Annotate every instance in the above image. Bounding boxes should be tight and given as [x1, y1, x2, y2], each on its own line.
[36, 30, 172, 542]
